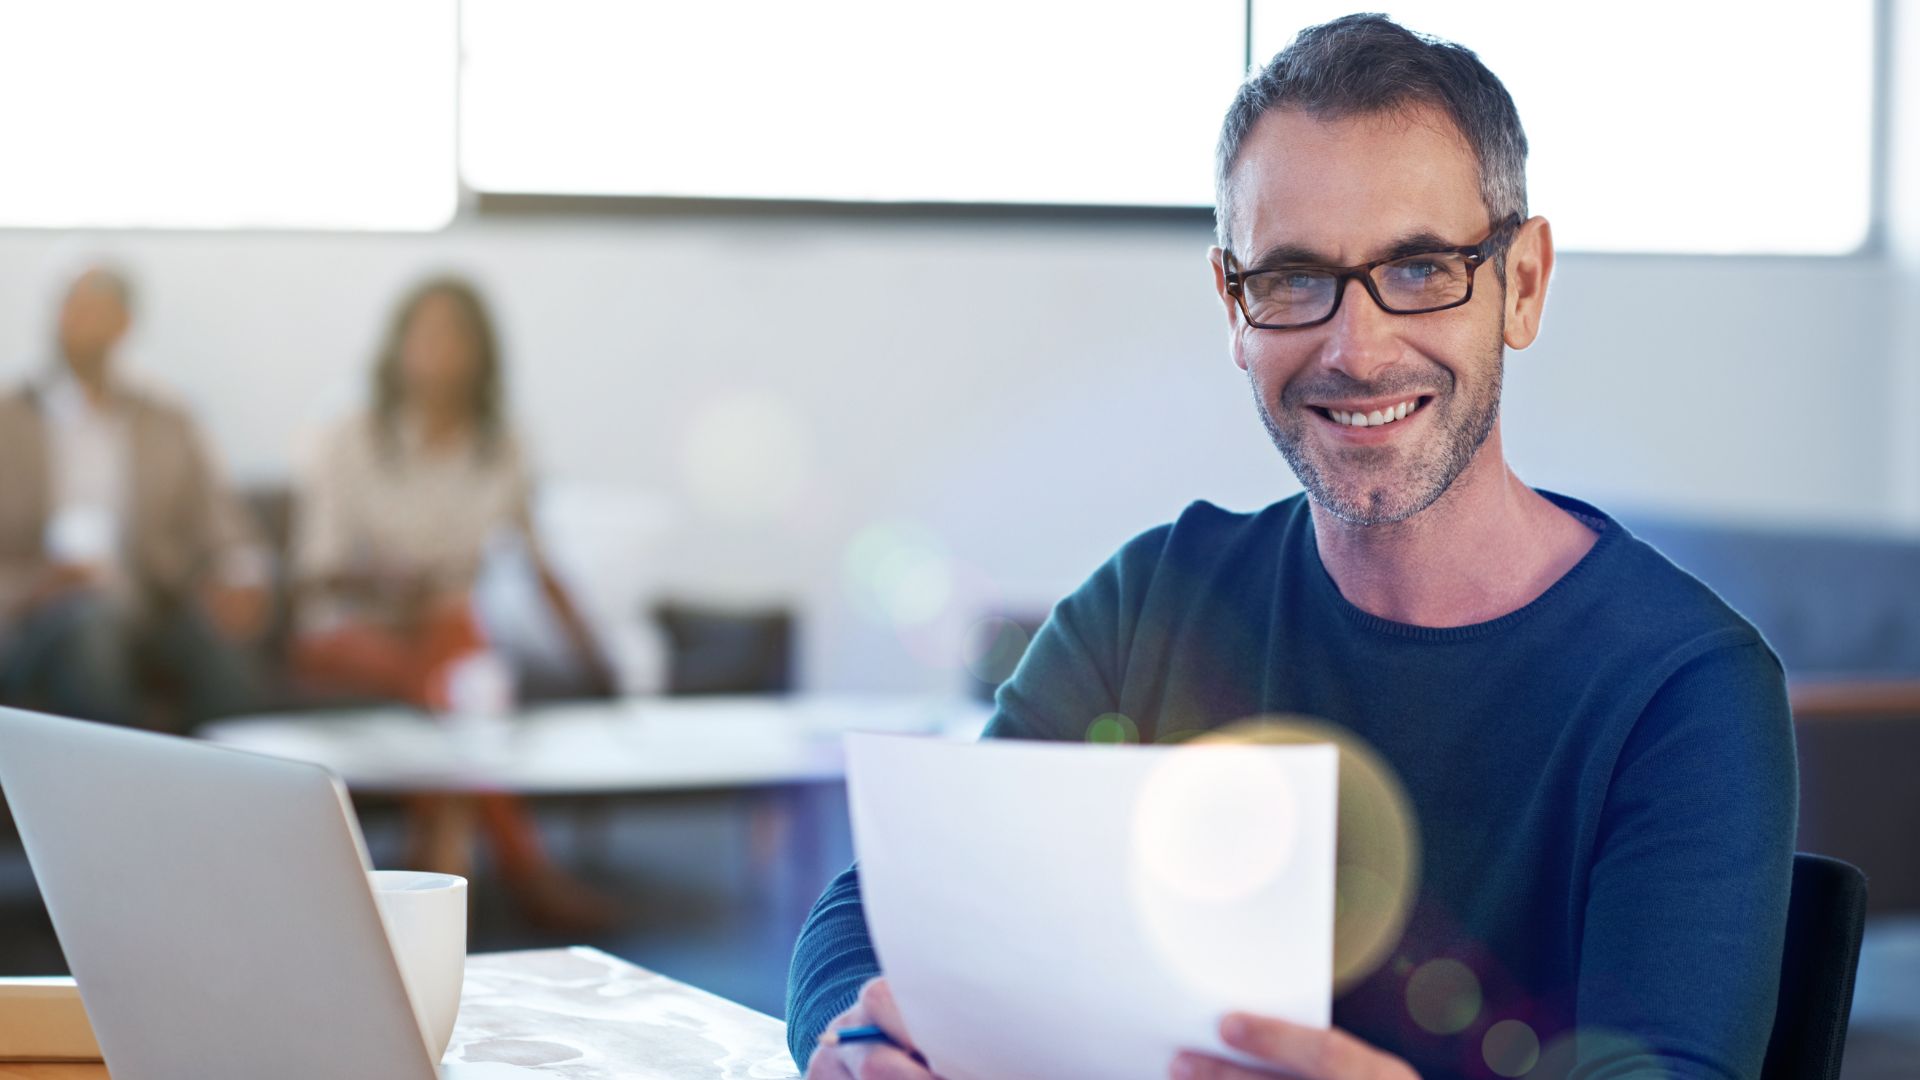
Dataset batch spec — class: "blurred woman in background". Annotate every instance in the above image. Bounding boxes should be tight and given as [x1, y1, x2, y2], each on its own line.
[291, 274, 617, 929]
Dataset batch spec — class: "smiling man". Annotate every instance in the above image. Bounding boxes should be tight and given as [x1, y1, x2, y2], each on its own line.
[789, 14, 1795, 1080]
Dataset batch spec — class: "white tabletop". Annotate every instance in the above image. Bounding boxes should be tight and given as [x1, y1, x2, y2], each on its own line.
[200, 694, 991, 796]
[449, 946, 799, 1078]
[0, 947, 800, 1079]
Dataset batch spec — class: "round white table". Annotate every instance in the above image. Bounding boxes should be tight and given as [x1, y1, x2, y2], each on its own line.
[201, 693, 991, 796]
[199, 694, 992, 893]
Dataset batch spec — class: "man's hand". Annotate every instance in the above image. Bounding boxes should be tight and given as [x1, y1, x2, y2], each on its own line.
[1172, 1014, 1418, 1080]
[805, 977, 940, 1080]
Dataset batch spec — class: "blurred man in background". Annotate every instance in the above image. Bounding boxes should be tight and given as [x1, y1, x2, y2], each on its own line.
[0, 264, 266, 731]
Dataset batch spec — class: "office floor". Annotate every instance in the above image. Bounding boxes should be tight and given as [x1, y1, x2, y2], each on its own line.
[1846, 916, 1920, 1079]
[2, 793, 1916, 1077]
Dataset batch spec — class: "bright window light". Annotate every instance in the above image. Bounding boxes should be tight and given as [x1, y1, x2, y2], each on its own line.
[1250, 1, 1876, 255]
[459, 0, 1245, 207]
[0, 2, 457, 230]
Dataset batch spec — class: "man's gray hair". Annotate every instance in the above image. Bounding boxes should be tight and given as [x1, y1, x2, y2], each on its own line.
[1213, 13, 1528, 260]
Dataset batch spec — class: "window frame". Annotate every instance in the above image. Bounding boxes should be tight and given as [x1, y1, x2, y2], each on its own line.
[462, 0, 1891, 261]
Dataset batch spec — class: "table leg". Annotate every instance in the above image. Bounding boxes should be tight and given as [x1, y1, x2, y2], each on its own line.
[406, 794, 479, 880]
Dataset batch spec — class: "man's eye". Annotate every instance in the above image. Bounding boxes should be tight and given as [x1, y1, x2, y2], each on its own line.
[1270, 271, 1331, 292]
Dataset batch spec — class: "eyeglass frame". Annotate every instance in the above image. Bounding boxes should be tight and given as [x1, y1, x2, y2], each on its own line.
[1221, 215, 1523, 330]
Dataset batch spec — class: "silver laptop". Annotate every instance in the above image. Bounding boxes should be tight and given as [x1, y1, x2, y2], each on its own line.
[0, 706, 526, 1080]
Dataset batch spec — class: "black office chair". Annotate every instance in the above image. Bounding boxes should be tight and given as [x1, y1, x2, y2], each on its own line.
[1762, 853, 1868, 1080]
[964, 610, 1047, 704]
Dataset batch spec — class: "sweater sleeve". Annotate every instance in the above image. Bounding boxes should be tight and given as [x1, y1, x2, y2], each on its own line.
[783, 538, 1150, 1066]
[1573, 638, 1798, 1078]
[784, 864, 878, 1067]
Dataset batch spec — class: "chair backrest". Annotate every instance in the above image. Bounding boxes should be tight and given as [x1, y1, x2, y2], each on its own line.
[652, 602, 795, 695]
[1762, 853, 1868, 1080]
[965, 610, 1049, 703]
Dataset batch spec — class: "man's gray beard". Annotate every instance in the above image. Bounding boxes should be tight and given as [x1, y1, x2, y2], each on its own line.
[1251, 348, 1504, 527]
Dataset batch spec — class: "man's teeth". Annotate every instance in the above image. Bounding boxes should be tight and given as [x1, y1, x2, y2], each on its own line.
[1329, 399, 1419, 428]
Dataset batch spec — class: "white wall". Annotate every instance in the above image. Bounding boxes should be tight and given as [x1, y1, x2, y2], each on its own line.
[0, 209, 1902, 692]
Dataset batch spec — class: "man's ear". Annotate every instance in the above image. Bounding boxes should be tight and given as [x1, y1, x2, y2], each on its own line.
[1501, 216, 1554, 350]
[1208, 246, 1251, 371]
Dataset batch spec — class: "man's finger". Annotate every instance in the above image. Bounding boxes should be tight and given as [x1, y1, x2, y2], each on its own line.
[1170, 1050, 1291, 1080]
[838, 1044, 934, 1080]
[814, 1002, 870, 1062]
[856, 977, 920, 1051]
[805, 1044, 857, 1080]
[1218, 1014, 1415, 1080]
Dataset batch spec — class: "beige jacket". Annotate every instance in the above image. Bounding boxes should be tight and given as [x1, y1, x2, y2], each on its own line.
[0, 378, 260, 617]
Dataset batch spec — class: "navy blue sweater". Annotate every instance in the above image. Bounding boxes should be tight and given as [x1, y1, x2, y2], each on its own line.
[788, 492, 1796, 1079]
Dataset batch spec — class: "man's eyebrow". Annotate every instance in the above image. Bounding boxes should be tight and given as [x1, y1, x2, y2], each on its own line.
[1242, 229, 1463, 271]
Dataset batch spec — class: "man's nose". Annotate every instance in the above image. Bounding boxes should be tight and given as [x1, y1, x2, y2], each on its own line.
[1315, 277, 1398, 382]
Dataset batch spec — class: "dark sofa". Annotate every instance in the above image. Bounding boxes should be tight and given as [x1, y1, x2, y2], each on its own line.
[1621, 511, 1920, 912]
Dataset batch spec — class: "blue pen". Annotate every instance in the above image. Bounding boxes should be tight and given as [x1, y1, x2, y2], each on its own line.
[827, 1025, 928, 1064]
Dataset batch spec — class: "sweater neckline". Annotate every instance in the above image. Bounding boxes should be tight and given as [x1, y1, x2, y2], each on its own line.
[1300, 489, 1623, 643]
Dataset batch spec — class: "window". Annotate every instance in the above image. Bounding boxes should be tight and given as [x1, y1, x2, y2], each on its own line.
[459, 0, 1244, 207]
[1250, 1, 1877, 255]
[0, 1, 1879, 250]
[0, 1, 457, 230]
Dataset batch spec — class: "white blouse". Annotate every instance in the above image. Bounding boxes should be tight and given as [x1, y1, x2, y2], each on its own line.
[292, 412, 534, 633]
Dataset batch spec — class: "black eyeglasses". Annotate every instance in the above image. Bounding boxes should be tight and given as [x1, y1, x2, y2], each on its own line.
[1223, 217, 1520, 330]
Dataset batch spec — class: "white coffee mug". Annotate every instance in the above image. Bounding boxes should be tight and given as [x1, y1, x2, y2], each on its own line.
[370, 870, 467, 1061]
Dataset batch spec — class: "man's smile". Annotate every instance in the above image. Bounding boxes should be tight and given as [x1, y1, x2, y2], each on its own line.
[1305, 394, 1436, 442]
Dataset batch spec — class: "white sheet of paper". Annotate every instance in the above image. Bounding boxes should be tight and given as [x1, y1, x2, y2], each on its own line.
[846, 733, 1338, 1080]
